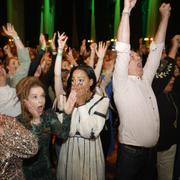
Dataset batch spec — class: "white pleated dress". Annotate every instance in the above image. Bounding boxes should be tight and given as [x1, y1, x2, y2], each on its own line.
[57, 94, 109, 180]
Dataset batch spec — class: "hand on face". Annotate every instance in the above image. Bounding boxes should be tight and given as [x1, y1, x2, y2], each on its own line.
[71, 69, 93, 106]
[73, 85, 92, 106]
[64, 90, 77, 114]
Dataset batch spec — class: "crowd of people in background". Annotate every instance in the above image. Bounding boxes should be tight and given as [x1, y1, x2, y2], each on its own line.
[0, 0, 180, 180]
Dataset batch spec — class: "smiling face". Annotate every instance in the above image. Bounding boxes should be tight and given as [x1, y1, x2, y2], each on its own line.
[27, 86, 45, 115]
[128, 51, 143, 77]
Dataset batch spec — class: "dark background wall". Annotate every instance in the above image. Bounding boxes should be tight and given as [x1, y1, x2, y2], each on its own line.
[0, 0, 180, 48]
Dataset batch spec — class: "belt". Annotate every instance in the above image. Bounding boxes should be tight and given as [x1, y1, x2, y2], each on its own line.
[121, 143, 155, 151]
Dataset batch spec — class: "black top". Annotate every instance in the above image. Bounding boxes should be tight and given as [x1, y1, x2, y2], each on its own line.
[156, 92, 180, 151]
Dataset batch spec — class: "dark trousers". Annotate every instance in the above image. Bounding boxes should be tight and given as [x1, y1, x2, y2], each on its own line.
[115, 143, 157, 180]
[173, 143, 180, 180]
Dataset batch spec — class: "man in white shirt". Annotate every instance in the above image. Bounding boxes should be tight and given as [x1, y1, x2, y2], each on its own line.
[113, 0, 171, 179]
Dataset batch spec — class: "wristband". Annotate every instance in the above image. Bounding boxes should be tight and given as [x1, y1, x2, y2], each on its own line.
[122, 11, 130, 16]
[41, 45, 46, 51]
[58, 49, 63, 56]
[13, 36, 20, 41]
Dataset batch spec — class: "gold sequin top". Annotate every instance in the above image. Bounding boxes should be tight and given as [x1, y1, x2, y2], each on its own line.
[0, 114, 38, 180]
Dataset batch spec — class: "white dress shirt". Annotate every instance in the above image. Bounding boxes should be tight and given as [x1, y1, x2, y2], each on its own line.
[113, 41, 164, 147]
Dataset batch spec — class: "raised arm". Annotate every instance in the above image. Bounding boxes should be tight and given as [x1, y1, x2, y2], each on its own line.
[88, 42, 97, 68]
[54, 32, 68, 97]
[50, 32, 57, 55]
[117, 0, 136, 43]
[3, 23, 24, 49]
[143, 3, 171, 83]
[3, 23, 31, 87]
[95, 41, 108, 81]
[28, 34, 46, 76]
[154, 3, 171, 44]
[113, 0, 137, 90]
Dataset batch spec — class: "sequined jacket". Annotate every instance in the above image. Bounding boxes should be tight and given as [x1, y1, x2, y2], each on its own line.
[0, 114, 38, 180]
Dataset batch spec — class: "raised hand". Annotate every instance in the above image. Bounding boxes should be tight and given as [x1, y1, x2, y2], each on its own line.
[51, 32, 57, 51]
[159, 3, 171, 19]
[3, 23, 24, 49]
[124, 0, 137, 13]
[57, 31, 68, 50]
[168, 34, 180, 59]
[95, 41, 108, 59]
[39, 33, 46, 49]
[2, 23, 18, 37]
[171, 35, 180, 46]
[90, 42, 97, 51]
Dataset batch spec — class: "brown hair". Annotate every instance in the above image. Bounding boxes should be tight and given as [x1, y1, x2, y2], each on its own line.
[16, 76, 45, 128]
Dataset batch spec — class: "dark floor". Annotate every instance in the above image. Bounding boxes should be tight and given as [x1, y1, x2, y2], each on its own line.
[105, 143, 118, 180]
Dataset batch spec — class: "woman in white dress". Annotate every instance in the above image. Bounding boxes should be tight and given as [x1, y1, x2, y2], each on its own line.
[57, 64, 109, 180]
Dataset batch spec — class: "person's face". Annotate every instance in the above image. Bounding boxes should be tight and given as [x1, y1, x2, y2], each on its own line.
[164, 77, 175, 93]
[0, 67, 7, 86]
[71, 69, 93, 95]
[27, 86, 45, 115]
[7, 58, 19, 74]
[128, 51, 143, 77]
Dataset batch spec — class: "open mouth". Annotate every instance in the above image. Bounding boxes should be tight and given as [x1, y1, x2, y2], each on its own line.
[37, 105, 44, 114]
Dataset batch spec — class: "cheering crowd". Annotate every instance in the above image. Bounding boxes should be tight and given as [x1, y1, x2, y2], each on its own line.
[0, 0, 180, 180]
